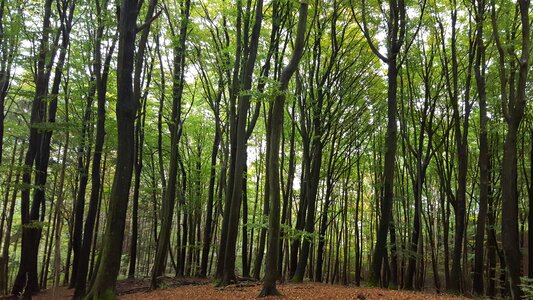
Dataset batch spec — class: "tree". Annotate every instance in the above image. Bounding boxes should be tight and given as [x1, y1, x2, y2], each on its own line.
[73, 0, 117, 296]
[400, 37, 443, 290]
[436, 1, 475, 291]
[11, 0, 74, 295]
[85, 0, 151, 296]
[472, 0, 489, 294]
[216, 0, 263, 285]
[492, 0, 530, 298]
[353, 0, 425, 286]
[152, 0, 191, 287]
[0, 0, 20, 166]
[259, 1, 308, 296]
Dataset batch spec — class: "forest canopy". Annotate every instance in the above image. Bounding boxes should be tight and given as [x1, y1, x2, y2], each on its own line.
[0, 0, 531, 299]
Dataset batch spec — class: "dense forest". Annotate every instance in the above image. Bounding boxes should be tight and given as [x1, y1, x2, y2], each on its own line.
[0, 0, 531, 299]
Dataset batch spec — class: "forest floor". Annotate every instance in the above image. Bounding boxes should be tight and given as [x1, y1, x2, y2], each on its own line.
[27, 277, 469, 300]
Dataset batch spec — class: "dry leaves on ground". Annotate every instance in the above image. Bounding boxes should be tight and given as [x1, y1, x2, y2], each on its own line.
[120, 280, 467, 300]
[24, 277, 468, 300]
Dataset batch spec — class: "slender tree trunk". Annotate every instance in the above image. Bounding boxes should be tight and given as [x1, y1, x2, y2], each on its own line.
[200, 128, 220, 277]
[220, 0, 263, 285]
[53, 95, 70, 297]
[0, 141, 24, 294]
[259, 3, 307, 295]
[370, 56, 398, 286]
[177, 153, 188, 276]
[73, 2, 117, 294]
[41, 166, 60, 289]
[355, 0, 412, 286]
[12, 1, 73, 294]
[529, 129, 533, 279]
[473, 0, 488, 294]
[151, 0, 190, 287]
[70, 84, 95, 288]
[242, 162, 250, 277]
[252, 137, 269, 279]
[279, 102, 296, 278]
[0, 138, 18, 248]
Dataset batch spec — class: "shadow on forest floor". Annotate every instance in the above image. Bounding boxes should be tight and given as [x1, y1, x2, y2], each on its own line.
[3, 277, 470, 299]
[4, 276, 209, 299]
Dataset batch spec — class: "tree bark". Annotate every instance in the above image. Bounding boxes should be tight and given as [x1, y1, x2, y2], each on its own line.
[73, 2, 117, 295]
[473, 0, 489, 294]
[85, 0, 139, 296]
[219, 0, 263, 286]
[493, 1, 530, 298]
[151, 0, 191, 287]
[259, 3, 308, 296]
[12, 0, 73, 295]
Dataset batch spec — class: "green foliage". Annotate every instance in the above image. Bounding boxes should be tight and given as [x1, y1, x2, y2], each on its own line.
[519, 277, 533, 298]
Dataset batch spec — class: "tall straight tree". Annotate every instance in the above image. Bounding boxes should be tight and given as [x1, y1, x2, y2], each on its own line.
[472, 0, 489, 295]
[436, 1, 474, 291]
[217, 0, 263, 285]
[128, 0, 158, 278]
[354, 0, 425, 286]
[85, 0, 157, 296]
[259, 0, 308, 296]
[11, 0, 74, 295]
[73, 0, 117, 296]
[492, 0, 530, 298]
[151, 0, 191, 287]
[193, 35, 226, 277]
[400, 39, 443, 290]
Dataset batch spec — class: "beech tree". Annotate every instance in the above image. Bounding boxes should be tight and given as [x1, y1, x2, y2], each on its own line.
[0, 0, 530, 299]
[492, 0, 530, 298]
[85, 0, 157, 297]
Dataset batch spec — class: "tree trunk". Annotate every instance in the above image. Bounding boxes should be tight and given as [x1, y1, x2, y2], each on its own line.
[358, 0, 411, 285]
[0, 138, 18, 249]
[494, 1, 529, 298]
[219, 0, 263, 286]
[151, 0, 190, 288]
[0, 141, 24, 294]
[200, 128, 220, 277]
[473, 0, 488, 294]
[529, 129, 533, 279]
[12, 1, 73, 295]
[85, 0, 139, 296]
[70, 83, 95, 288]
[72, 4, 117, 295]
[239, 160, 249, 278]
[259, 3, 307, 296]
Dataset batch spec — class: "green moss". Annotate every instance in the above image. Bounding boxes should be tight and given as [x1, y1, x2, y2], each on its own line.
[290, 275, 303, 283]
[84, 288, 117, 300]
